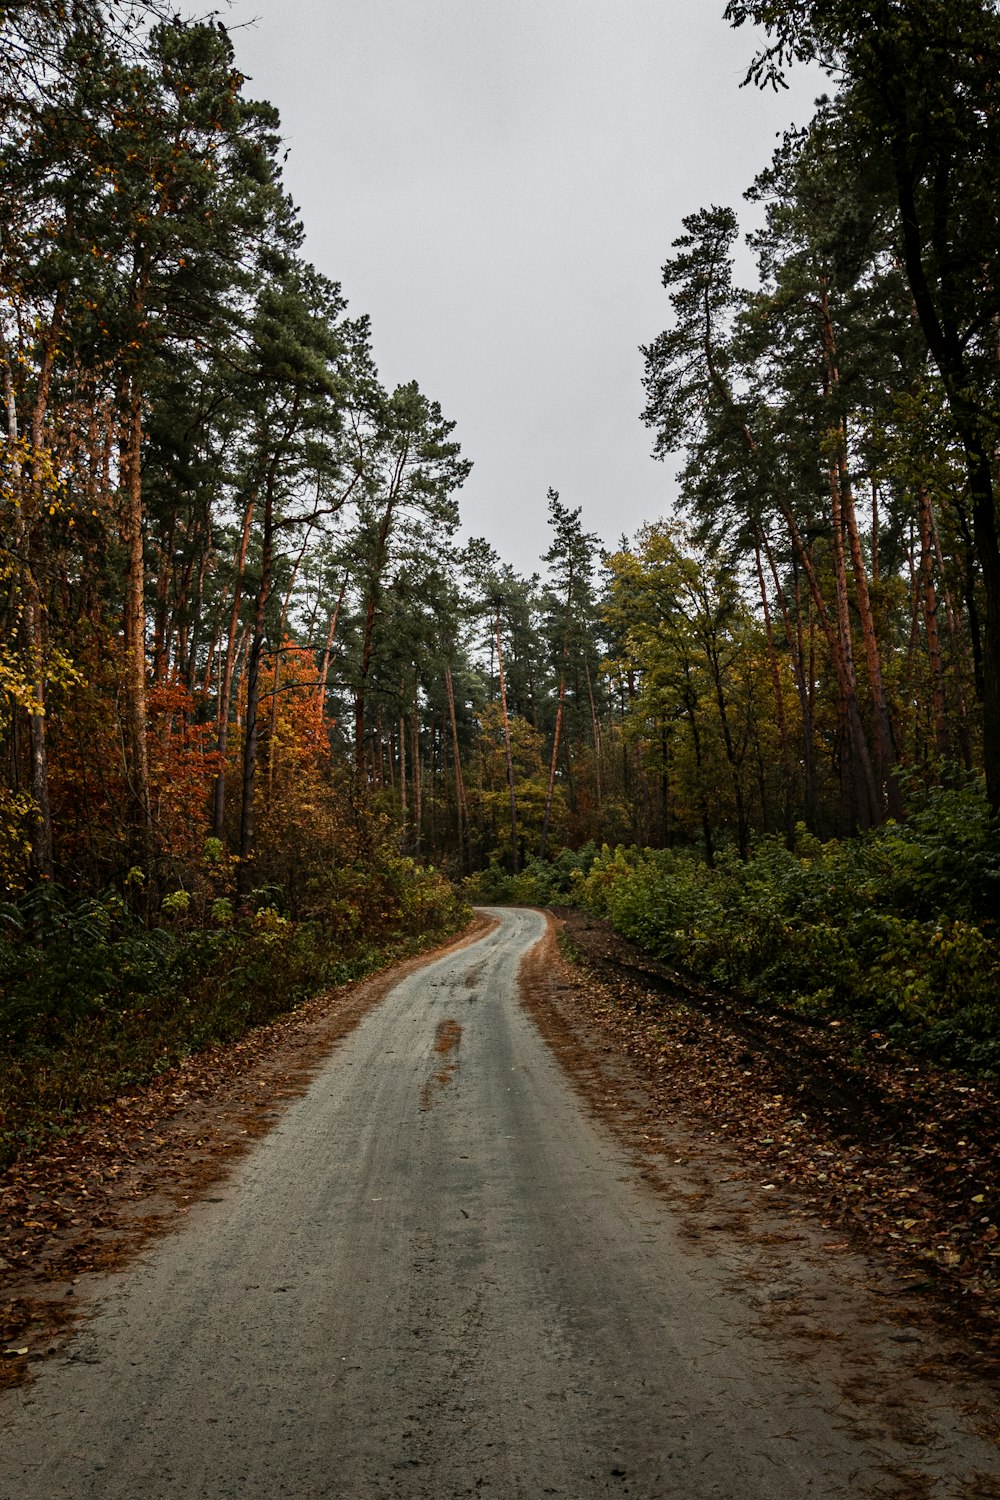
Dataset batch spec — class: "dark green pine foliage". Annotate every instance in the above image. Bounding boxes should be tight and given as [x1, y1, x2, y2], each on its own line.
[726, 0, 1000, 810]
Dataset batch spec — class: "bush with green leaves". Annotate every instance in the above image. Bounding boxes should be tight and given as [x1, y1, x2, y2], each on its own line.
[0, 863, 470, 1166]
[574, 782, 1000, 1072]
[464, 844, 600, 907]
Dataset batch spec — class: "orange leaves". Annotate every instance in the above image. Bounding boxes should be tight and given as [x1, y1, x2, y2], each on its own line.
[147, 679, 221, 867]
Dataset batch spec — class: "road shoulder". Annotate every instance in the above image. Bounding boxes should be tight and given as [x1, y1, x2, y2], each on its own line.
[519, 907, 1000, 1486]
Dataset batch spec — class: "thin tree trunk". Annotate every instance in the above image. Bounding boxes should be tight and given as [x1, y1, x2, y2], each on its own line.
[700, 602, 749, 860]
[929, 500, 973, 769]
[584, 657, 603, 807]
[539, 675, 566, 861]
[151, 512, 175, 683]
[411, 710, 422, 857]
[120, 380, 152, 861]
[212, 493, 255, 839]
[683, 676, 714, 867]
[840, 441, 901, 816]
[237, 470, 276, 901]
[819, 292, 880, 830]
[444, 666, 468, 869]
[754, 538, 794, 836]
[266, 527, 314, 800]
[495, 605, 519, 873]
[399, 712, 408, 824]
[22, 574, 54, 881]
[826, 453, 880, 831]
[185, 527, 212, 693]
[918, 486, 949, 758]
[315, 574, 347, 723]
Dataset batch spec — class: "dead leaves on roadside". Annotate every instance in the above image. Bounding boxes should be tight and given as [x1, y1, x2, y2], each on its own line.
[549, 908, 1000, 1356]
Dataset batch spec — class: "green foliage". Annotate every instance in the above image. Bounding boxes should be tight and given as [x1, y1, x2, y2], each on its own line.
[0, 867, 470, 1166]
[575, 785, 1000, 1072]
[465, 843, 600, 906]
[160, 889, 191, 921]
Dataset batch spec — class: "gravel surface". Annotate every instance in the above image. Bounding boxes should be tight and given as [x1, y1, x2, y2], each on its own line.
[0, 907, 995, 1498]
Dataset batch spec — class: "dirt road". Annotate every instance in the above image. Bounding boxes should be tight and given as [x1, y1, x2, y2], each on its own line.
[0, 908, 994, 1497]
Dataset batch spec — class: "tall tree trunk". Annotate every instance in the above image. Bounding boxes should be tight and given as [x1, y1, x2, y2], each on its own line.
[22, 573, 54, 882]
[185, 528, 213, 693]
[840, 441, 901, 816]
[237, 473, 275, 901]
[398, 711, 408, 826]
[539, 673, 566, 861]
[411, 710, 422, 857]
[315, 574, 347, 724]
[444, 666, 468, 869]
[754, 538, 794, 837]
[929, 500, 974, 769]
[584, 657, 603, 807]
[826, 453, 880, 832]
[762, 532, 818, 831]
[918, 486, 950, 759]
[701, 609, 749, 860]
[495, 605, 519, 873]
[120, 379, 152, 861]
[355, 493, 399, 785]
[819, 290, 881, 830]
[151, 512, 176, 683]
[266, 527, 314, 801]
[212, 493, 255, 839]
[683, 677, 714, 868]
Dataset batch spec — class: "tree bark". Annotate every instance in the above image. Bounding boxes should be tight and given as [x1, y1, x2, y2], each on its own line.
[840, 444, 902, 817]
[120, 380, 153, 861]
[917, 486, 950, 759]
[495, 605, 519, 873]
[315, 574, 347, 725]
[539, 673, 566, 861]
[237, 471, 276, 901]
[754, 538, 795, 837]
[444, 666, 468, 869]
[212, 493, 255, 840]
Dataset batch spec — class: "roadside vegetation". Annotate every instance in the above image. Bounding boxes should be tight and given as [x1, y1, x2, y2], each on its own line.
[0, 856, 466, 1167]
[470, 780, 1000, 1073]
[3, 0, 1000, 1165]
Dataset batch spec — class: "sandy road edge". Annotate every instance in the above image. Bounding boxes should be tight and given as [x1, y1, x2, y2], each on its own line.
[0, 911, 499, 1390]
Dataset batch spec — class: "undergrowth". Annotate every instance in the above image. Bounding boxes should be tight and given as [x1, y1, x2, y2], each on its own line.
[0, 858, 469, 1167]
[469, 783, 1000, 1074]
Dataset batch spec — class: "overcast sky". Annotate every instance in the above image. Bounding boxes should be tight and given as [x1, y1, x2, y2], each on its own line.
[221, 0, 820, 575]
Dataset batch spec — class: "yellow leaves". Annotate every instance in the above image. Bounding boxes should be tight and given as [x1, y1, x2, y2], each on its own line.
[0, 785, 34, 889]
[0, 649, 38, 716]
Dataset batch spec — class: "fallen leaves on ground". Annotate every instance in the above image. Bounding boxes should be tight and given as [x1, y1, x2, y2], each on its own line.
[0, 914, 495, 1389]
[547, 907, 1000, 1358]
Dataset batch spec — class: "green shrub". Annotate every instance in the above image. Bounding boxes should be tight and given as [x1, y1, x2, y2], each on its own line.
[572, 784, 1000, 1072]
[464, 844, 600, 907]
[0, 863, 471, 1166]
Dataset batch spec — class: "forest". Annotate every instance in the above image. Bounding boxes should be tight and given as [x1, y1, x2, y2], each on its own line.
[2, 0, 999, 1162]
